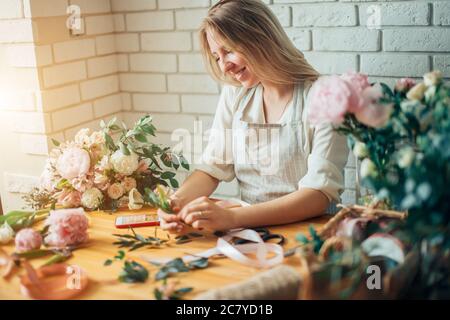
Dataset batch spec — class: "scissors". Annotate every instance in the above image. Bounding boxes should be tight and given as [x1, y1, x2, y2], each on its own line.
[232, 228, 286, 246]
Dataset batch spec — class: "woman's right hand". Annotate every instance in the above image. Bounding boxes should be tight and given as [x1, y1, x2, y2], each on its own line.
[157, 195, 187, 234]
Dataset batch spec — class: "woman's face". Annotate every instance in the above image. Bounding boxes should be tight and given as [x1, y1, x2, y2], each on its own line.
[206, 31, 260, 88]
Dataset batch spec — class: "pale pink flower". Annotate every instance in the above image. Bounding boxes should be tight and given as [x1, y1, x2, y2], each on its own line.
[44, 208, 89, 248]
[107, 182, 124, 200]
[121, 177, 137, 193]
[15, 229, 42, 253]
[355, 84, 393, 128]
[395, 78, 416, 93]
[340, 72, 370, 112]
[89, 131, 105, 146]
[56, 147, 91, 180]
[136, 160, 149, 173]
[307, 75, 358, 125]
[56, 190, 82, 208]
[71, 171, 95, 193]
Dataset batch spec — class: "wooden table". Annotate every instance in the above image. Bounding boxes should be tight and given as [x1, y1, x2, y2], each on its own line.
[0, 208, 329, 300]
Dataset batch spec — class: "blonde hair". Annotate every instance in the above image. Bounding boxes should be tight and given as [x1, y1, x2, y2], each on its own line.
[199, 0, 319, 86]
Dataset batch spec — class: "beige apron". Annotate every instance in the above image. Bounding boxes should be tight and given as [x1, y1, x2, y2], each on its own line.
[231, 82, 337, 214]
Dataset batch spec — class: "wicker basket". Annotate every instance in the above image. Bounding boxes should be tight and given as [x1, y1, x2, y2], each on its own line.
[296, 204, 419, 300]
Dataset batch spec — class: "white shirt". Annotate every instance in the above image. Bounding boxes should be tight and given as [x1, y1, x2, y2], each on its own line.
[198, 82, 349, 203]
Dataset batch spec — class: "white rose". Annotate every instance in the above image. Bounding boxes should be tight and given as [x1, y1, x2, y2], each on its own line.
[353, 142, 369, 159]
[0, 222, 14, 244]
[406, 83, 427, 101]
[423, 70, 442, 87]
[398, 147, 415, 168]
[424, 85, 437, 102]
[81, 187, 103, 209]
[110, 150, 139, 176]
[122, 177, 137, 192]
[107, 183, 124, 200]
[128, 188, 144, 210]
[360, 158, 377, 178]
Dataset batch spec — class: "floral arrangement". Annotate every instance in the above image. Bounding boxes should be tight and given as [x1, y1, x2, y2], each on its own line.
[307, 70, 450, 298]
[34, 116, 188, 212]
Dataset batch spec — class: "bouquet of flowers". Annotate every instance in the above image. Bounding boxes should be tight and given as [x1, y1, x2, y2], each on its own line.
[32, 115, 189, 212]
[305, 70, 450, 298]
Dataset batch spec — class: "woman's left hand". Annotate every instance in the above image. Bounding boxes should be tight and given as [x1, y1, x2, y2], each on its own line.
[179, 196, 237, 231]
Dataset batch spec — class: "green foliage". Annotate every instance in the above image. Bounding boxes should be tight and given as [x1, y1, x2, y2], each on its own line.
[143, 185, 174, 213]
[151, 257, 209, 281]
[118, 260, 149, 283]
[112, 228, 168, 251]
[338, 76, 450, 298]
[102, 116, 189, 191]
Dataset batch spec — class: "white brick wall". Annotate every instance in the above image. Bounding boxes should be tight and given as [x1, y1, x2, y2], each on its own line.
[0, 0, 23, 19]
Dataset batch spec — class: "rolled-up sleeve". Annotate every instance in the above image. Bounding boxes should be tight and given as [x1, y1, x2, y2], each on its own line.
[298, 122, 349, 203]
[196, 85, 239, 182]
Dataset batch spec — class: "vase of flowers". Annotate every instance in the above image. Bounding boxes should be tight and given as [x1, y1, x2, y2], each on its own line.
[303, 70, 449, 298]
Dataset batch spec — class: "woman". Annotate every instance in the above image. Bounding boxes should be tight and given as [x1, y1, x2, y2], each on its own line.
[158, 0, 349, 233]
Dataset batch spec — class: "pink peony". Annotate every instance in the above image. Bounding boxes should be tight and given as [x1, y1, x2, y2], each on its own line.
[395, 78, 416, 93]
[44, 208, 89, 248]
[340, 72, 370, 112]
[307, 75, 359, 125]
[56, 190, 82, 208]
[355, 84, 393, 128]
[15, 228, 42, 253]
[56, 147, 91, 180]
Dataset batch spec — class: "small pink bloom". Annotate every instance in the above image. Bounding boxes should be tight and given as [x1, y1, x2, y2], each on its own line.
[15, 229, 42, 253]
[56, 190, 82, 208]
[395, 78, 416, 93]
[340, 72, 370, 112]
[121, 177, 137, 193]
[136, 160, 149, 173]
[56, 147, 91, 180]
[355, 84, 393, 128]
[307, 75, 358, 125]
[44, 208, 89, 248]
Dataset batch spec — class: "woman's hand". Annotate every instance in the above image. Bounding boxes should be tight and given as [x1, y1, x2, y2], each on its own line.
[179, 196, 238, 232]
[157, 195, 188, 234]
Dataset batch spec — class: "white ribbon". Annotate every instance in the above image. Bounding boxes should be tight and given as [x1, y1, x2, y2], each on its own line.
[142, 228, 284, 269]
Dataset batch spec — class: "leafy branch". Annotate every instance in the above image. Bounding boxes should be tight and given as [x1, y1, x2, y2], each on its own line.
[104, 250, 149, 284]
[154, 279, 193, 300]
[112, 227, 169, 251]
[150, 257, 209, 281]
[144, 185, 174, 213]
[101, 116, 189, 189]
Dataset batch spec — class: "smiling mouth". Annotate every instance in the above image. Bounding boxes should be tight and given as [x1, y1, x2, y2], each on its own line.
[234, 67, 246, 78]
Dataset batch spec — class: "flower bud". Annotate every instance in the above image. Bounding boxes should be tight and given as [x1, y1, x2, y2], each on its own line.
[360, 158, 377, 178]
[398, 147, 415, 168]
[406, 83, 427, 101]
[423, 70, 442, 87]
[353, 141, 369, 159]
